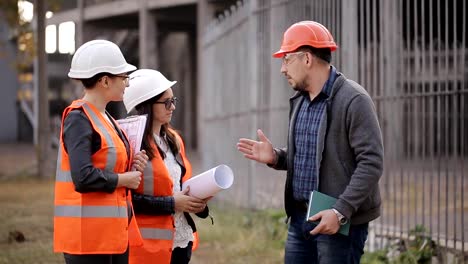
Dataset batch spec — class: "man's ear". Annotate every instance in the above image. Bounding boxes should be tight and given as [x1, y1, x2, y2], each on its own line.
[305, 52, 313, 67]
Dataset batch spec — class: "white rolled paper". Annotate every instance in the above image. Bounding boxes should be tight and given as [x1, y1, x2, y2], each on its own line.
[182, 164, 234, 199]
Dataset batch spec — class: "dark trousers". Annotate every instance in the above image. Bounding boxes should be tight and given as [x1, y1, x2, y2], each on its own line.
[284, 209, 368, 264]
[63, 246, 129, 264]
[170, 241, 193, 264]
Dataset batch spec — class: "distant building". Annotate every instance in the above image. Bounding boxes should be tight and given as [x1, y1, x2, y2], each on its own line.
[0, 12, 20, 142]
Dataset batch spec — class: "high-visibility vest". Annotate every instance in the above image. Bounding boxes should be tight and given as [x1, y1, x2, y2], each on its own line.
[54, 100, 138, 254]
[129, 130, 199, 264]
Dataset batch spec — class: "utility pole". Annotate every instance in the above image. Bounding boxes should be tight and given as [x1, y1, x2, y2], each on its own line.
[34, 0, 50, 178]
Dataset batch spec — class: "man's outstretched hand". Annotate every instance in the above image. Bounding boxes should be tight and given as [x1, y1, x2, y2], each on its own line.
[237, 129, 276, 165]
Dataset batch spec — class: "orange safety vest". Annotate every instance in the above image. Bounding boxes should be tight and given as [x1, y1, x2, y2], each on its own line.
[54, 100, 141, 254]
[129, 130, 199, 264]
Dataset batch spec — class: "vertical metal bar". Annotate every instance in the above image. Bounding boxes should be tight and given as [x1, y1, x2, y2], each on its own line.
[337, 0, 341, 69]
[404, 0, 411, 237]
[320, 0, 324, 30]
[331, 0, 335, 67]
[412, 0, 418, 232]
[331, 0, 336, 67]
[393, 0, 403, 247]
[400, 0, 409, 239]
[322, 0, 325, 25]
[436, 0, 441, 245]
[372, 0, 378, 99]
[358, 0, 364, 85]
[320, 0, 330, 28]
[420, 0, 426, 230]
[312, 0, 317, 22]
[452, 0, 458, 249]
[428, 0, 434, 239]
[461, 0, 466, 255]
[365, 0, 370, 92]
[444, 0, 449, 250]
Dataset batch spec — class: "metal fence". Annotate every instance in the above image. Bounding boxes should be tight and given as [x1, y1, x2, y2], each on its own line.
[199, 0, 467, 261]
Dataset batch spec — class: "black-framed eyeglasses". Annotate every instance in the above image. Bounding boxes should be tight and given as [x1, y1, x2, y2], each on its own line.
[154, 97, 178, 110]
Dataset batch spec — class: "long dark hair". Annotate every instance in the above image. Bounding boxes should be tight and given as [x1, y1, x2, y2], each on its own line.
[135, 92, 180, 160]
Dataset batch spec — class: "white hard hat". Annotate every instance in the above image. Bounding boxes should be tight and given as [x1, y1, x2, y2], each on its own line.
[123, 69, 177, 114]
[68, 40, 136, 79]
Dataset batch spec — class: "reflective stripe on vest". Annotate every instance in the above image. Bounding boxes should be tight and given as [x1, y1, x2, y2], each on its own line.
[55, 205, 127, 218]
[82, 103, 117, 170]
[143, 161, 154, 195]
[139, 228, 173, 240]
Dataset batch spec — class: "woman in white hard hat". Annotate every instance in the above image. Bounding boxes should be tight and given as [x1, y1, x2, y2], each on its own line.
[53, 39, 148, 264]
[123, 69, 210, 264]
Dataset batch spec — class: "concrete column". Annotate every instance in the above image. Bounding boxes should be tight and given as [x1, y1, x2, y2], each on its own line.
[139, 0, 158, 69]
[197, 0, 211, 149]
[340, 0, 358, 81]
[382, 0, 402, 158]
[76, 0, 84, 47]
[34, 0, 51, 178]
[247, 0, 259, 209]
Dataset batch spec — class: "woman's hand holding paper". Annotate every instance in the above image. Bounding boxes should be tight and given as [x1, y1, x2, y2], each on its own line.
[174, 186, 207, 214]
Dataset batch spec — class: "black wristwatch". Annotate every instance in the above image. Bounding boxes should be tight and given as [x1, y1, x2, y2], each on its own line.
[332, 208, 348, 225]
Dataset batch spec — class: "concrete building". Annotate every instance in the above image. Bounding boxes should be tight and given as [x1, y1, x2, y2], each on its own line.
[0, 12, 19, 142]
[45, 0, 237, 149]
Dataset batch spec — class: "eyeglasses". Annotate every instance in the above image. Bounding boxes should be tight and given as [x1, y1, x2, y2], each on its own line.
[154, 97, 178, 110]
[282, 51, 306, 66]
[114, 74, 130, 85]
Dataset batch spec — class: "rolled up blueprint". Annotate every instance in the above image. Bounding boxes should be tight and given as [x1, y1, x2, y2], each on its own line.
[182, 165, 234, 199]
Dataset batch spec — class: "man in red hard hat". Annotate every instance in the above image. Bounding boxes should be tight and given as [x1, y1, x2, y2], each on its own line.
[238, 21, 383, 263]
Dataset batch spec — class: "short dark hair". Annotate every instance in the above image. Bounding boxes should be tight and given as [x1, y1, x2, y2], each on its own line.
[298, 46, 332, 63]
[79, 72, 112, 89]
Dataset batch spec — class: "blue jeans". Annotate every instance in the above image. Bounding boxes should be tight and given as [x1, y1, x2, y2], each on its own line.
[284, 209, 368, 264]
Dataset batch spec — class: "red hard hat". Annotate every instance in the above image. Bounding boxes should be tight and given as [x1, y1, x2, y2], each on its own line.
[273, 21, 338, 58]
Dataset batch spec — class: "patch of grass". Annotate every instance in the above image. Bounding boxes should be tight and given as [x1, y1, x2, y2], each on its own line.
[0, 178, 63, 264]
[192, 205, 287, 264]
[0, 178, 288, 264]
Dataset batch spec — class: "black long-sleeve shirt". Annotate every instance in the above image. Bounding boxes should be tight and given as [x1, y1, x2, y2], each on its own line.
[63, 109, 130, 193]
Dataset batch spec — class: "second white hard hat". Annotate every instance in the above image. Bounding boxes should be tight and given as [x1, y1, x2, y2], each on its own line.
[123, 69, 177, 114]
[68, 40, 136, 79]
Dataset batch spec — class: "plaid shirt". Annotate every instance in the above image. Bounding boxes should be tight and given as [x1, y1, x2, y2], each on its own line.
[293, 66, 337, 201]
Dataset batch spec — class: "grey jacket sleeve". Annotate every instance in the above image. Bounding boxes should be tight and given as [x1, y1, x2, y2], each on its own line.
[63, 111, 119, 193]
[334, 94, 384, 219]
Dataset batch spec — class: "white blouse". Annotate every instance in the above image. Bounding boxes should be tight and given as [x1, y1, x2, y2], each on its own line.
[154, 134, 194, 249]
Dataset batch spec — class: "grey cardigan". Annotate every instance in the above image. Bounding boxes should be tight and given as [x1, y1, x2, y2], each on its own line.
[271, 72, 384, 225]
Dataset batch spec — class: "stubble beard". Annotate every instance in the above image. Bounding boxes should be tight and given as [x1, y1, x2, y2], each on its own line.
[291, 79, 308, 92]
